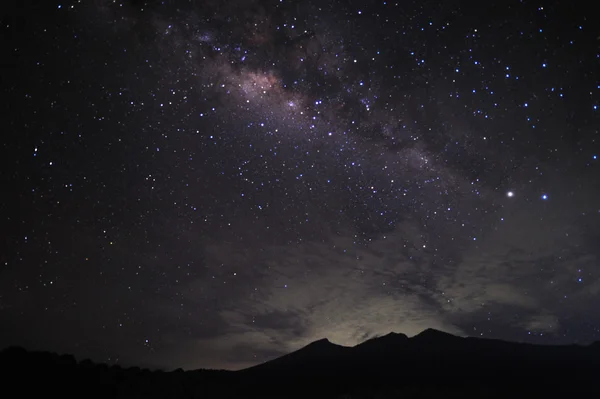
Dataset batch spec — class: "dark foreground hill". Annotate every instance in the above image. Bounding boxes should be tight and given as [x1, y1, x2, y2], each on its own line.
[3, 329, 600, 398]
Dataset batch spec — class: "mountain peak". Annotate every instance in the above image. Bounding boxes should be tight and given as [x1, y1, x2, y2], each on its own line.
[356, 332, 409, 350]
[413, 328, 457, 340]
[307, 338, 332, 346]
[301, 338, 347, 352]
[372, 331, 409, 343]
[383, 332, 409, 339]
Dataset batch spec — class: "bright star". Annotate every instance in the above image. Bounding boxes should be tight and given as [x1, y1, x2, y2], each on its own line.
[507, 191, 514, 197]
[541, 194, 548, 200]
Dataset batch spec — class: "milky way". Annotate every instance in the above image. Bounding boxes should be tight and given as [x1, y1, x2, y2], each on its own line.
[1, 0, 599, 370]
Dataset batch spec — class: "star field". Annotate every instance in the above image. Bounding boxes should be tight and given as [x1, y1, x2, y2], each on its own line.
[1, 0, 599, 370]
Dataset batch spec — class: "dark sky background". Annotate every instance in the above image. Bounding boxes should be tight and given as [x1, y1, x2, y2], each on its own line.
[1, 0, 599, 371]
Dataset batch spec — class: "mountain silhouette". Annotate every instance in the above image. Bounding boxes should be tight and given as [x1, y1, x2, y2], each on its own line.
[241, 337, 350, 377]
[413, 327, 458, 341]
[241, 328, 473, 376]
[239, 328, 600, 385]
[3, 329, 600, 398]
[357, 331, 409, 347]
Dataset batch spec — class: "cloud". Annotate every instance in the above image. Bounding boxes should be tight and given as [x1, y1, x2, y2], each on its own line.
[157, 229, 467, 369]
[127, 199, 600, 370]
[436, 203, 600, 336]
[521, 312, 560, 333]
[145, 198, 600, 370]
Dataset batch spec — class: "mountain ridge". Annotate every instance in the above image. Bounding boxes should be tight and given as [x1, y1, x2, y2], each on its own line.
[4, 329, 600, 398]
[239, 328, 600, 377]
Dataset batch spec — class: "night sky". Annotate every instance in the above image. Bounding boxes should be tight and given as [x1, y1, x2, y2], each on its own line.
[1, 0, 599, 371]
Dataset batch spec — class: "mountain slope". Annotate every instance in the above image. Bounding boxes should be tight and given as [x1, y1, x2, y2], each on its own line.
[240, 328, 600, 380]
[241, 337, 351, 376]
